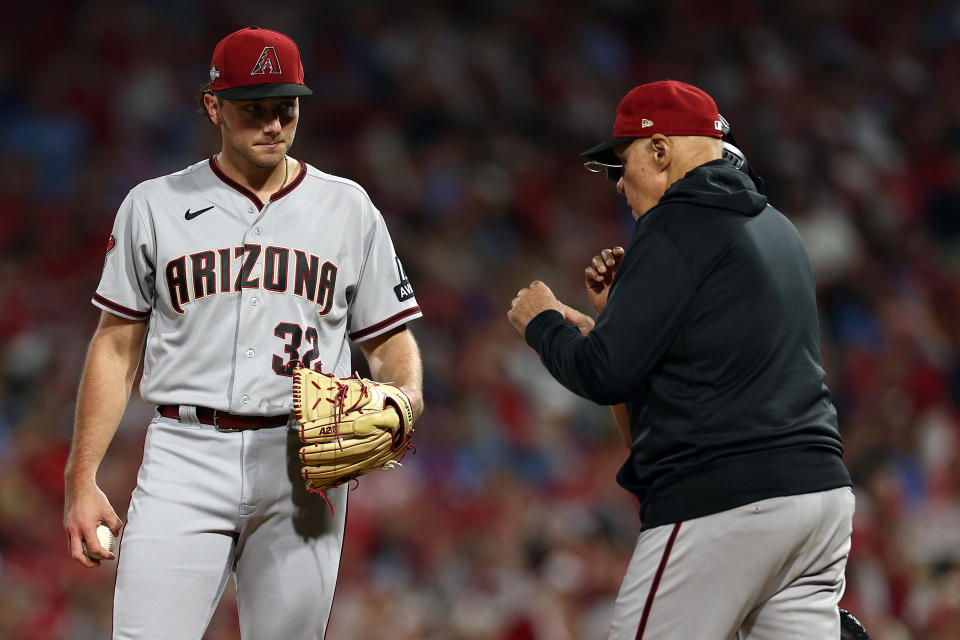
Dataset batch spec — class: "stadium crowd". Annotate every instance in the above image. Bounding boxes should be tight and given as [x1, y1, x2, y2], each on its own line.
[1, 1, 958, 638]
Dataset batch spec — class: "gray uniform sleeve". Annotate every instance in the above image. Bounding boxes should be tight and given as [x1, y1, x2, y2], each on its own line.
[92, 192, 155, 320]
[347, 202, 422, 342]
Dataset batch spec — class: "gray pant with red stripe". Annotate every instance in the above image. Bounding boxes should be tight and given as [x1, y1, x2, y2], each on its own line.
[113, 415, 347, 639]
[609, 487, 854, 640]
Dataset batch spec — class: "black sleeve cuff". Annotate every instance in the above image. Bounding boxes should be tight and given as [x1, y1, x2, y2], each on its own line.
[524, 309, 566, 351]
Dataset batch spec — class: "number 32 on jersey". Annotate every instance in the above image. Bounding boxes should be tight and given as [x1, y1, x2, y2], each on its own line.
[273, 323, 322, 376]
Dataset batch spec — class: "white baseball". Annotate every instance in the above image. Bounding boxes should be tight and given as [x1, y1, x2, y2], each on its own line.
[82, 524, 116, 558]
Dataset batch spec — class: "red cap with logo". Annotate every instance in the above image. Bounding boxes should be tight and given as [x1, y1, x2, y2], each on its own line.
[581, 80, 722, 165]
[208, 27, 312, 100]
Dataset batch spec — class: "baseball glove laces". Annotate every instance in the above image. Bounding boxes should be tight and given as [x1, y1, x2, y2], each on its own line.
[293, 366, 416, 500]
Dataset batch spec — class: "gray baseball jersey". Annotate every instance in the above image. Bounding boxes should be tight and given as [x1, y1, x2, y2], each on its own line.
[97, 157, 421, 639]
[93, 157, 422, 414]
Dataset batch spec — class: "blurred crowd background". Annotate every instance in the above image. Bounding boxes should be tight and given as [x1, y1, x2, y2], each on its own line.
[1, 0, 959, 638]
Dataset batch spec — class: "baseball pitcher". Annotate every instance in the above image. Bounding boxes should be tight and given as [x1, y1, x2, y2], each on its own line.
[63, 27, 424, 639]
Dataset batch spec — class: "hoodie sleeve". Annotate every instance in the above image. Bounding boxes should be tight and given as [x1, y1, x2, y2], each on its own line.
[525, 226, 694, 404]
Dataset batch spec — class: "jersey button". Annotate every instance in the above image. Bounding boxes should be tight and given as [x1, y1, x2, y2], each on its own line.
[247, 206, 255, 213]
[242, 395, 250, 404]
[255, 227, 263, 235]
[251, 297, 259, 306]
[246, 348, 255, 358]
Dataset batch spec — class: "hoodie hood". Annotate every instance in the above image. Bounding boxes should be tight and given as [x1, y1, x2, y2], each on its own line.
[659, 159, 768, 216]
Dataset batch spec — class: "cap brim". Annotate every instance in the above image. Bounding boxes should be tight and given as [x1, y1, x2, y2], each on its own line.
[214, 83, 313, 100]
[580, 137, 637, 165]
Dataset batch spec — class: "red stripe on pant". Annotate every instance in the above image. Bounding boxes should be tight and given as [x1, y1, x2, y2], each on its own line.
[636, 522, 682, 640]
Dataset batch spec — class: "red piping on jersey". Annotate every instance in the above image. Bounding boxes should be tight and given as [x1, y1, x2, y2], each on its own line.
[348, 306, 422, 341]
[273, 160, 307, 199]
[208, 156, 306, 211]
[636, 522, 682, 640]
[92, 293, 150, 319]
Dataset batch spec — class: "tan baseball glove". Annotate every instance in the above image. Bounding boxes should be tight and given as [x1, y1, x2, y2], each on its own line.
[293, 367, 415, 493]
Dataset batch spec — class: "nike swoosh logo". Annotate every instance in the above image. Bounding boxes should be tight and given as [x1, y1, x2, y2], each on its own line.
[185, 206, 214, 220]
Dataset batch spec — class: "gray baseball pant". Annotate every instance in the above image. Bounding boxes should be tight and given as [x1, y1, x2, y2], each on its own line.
[609, 486, 855, 640]
[112, 413, 347, 640]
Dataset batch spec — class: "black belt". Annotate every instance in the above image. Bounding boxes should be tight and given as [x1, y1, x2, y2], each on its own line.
[158, 405, 289, 431]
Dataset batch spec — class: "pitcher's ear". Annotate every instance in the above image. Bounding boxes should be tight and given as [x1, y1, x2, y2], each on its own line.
[203, 91, 223, 126]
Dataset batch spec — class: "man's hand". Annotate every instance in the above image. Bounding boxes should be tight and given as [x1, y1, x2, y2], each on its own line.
[560, 304, 595, 336]
[507, 281, 565, 336]
[585, 246, 625, 313]
[63, 478, 122, 567]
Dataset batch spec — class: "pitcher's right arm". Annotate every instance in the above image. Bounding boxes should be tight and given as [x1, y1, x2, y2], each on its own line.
[63, 311, 148, 567]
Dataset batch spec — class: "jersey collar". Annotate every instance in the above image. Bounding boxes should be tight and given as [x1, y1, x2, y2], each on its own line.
[208, 156, 306, 211]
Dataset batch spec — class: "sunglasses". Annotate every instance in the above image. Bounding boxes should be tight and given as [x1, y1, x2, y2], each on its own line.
[583, 160, 624, 183]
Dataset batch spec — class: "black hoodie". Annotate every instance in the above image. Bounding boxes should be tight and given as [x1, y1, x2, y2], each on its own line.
[526, 159, 851, 529]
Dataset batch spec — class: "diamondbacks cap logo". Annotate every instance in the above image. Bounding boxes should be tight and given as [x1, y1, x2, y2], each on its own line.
[251, 47, 282, 75]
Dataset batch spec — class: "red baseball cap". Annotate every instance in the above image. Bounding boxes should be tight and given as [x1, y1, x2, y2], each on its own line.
[581, 80, 723, 165]
[208, 27, 312, 100]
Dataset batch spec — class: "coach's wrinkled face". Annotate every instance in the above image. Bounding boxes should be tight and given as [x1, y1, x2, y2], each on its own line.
[205, 95, 299, 170]
[615, 134, 671, 219]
